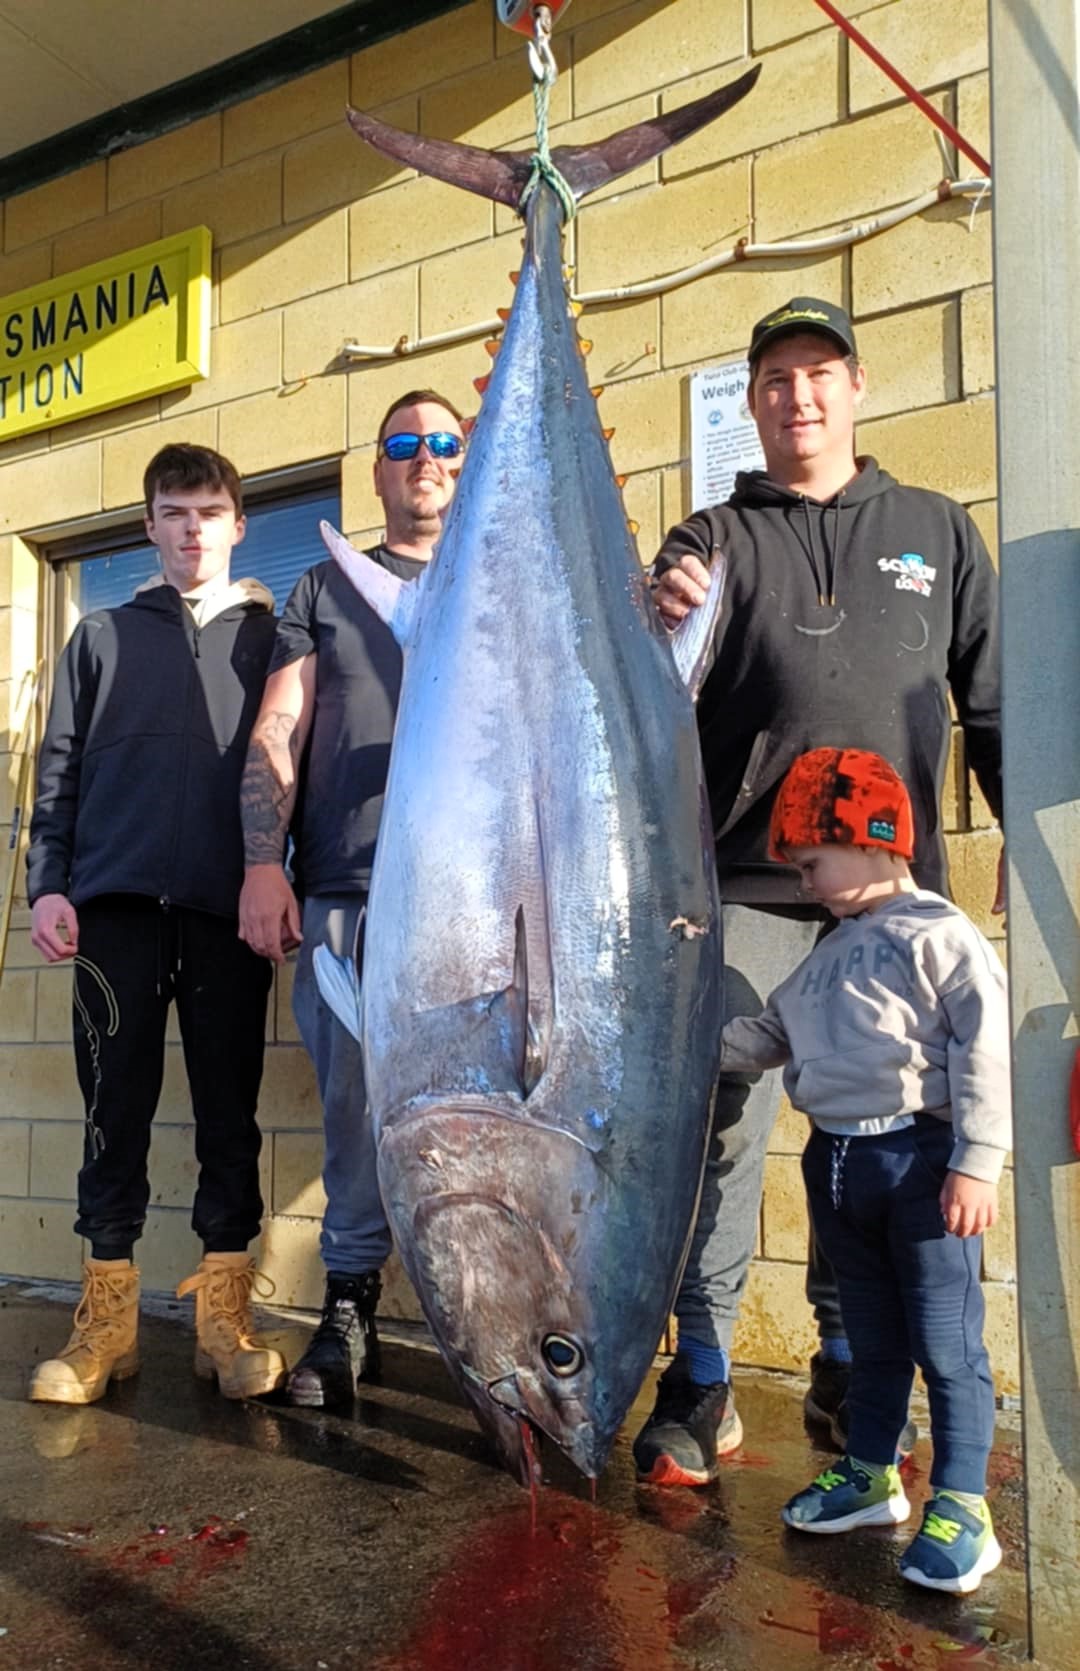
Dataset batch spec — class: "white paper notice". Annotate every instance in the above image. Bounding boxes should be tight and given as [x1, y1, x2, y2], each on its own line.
[689, 360, 764, 510]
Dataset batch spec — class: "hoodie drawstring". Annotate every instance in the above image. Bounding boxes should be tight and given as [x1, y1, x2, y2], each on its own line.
[800, 496, 823, 605]
[830, 1134, 852, 1210]
[156, 901, 169, 998]
[829, 498, 842, 607]
[792, 494, 845, 608]
[155, 900, 184, 996]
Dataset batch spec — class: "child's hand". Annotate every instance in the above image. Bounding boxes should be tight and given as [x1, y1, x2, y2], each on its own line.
[940, 1171, 998, 1237]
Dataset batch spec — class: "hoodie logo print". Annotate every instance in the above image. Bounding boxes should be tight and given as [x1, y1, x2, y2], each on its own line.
[878, 552, 936, 597]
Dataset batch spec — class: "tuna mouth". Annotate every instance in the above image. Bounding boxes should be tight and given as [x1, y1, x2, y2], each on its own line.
[457, 1364, 609, 1482]
[486, 1372, 608, 1480]
[457, 1385, 544, 1486]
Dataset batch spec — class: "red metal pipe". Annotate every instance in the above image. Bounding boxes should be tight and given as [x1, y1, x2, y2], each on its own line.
[811, 0, 992, 176]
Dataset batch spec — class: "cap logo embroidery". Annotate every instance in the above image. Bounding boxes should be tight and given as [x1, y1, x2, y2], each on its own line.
[877, 552, 936, 597]
[764, 307, 831, 328]
[867, 818, 897, 842]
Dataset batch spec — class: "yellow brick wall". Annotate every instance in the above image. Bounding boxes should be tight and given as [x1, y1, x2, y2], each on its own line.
[0, 0, 1015, 1389]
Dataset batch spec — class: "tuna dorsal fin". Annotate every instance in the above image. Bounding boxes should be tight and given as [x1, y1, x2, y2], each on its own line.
[670, 553, 727, 704]
[345, 65, 760, 212]
[320, 521, 421, 647]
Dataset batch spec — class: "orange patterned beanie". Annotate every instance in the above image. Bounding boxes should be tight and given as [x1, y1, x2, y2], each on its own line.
[769, 747, 915, 860]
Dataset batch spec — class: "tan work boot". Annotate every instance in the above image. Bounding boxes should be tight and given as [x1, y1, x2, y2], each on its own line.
[176, 1253, 285, 1400]
[28, 1258, 140, 1405]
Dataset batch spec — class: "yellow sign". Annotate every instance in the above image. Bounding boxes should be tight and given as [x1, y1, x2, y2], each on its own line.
[0, 226, 211, 444]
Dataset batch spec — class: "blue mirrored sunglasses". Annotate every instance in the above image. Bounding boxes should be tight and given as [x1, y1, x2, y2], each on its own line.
[379, 430, 464, 462]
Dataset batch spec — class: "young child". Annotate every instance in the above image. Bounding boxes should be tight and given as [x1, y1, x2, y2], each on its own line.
[720, 747, 1011, 1595]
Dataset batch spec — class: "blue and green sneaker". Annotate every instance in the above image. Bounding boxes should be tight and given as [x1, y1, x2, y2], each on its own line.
[782, 1456, 910, 1534]
[900, 1493, 1002, 1594]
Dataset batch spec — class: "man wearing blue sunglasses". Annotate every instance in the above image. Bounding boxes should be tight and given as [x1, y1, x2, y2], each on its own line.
[377, 428, 465, 464]
[238, 388, 466, 1407]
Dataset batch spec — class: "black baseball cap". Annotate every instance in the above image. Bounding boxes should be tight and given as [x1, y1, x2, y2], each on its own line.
[748, 297, 857, 367]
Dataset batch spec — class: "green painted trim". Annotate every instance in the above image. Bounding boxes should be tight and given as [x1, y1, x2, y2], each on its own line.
[0, 0, 470, 201]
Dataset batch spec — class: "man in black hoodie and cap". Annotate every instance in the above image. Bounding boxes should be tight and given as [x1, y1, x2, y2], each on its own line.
[632, 298, 1003, 1487]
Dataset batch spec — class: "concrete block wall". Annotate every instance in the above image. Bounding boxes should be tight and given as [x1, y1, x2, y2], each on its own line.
[0, 0, 1015, 1389]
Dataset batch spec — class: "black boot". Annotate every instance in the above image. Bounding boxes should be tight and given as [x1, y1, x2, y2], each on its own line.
[286, 1272, 381, 1409]
[805, 1351, 918, 1457]
[803, 1350, 851, 1442]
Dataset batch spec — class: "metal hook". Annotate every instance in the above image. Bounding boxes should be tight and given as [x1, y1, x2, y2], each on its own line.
[527, 5, 558, 85]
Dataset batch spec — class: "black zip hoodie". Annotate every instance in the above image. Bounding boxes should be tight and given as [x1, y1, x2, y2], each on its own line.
[27, 581, 277, 919]
[653, 457, 1001, 904]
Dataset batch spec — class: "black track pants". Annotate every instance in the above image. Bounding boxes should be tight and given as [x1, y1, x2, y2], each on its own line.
[71, 896, 272, 1252]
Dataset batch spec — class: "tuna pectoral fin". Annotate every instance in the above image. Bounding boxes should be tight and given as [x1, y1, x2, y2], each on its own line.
[671, 553, 727, 704]
[412, 908, 548, 1101]
[320, 521, 421, 647]
[313, 904, 366, 1039]
[345, 65, 760, 210]
[472, 906, 548, 1099]
[313, 946, 363, 1042]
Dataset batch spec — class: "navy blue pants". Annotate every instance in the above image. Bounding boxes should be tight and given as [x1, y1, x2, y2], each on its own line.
[803, 1118, 995, 1495]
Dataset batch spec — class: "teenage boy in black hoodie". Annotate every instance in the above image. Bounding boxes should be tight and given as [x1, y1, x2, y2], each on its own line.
[26, 443, 284, 1408]
[632, 298, 1003, 1487]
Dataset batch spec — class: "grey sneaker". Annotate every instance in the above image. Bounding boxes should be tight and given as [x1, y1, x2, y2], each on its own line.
[633, 1355, 744, 1486]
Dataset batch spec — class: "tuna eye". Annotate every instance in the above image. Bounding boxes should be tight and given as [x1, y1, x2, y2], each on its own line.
[541, 1334, 583, 1378]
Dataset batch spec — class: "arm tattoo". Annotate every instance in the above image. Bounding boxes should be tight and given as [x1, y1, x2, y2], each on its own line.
[240, 711, 301, 865]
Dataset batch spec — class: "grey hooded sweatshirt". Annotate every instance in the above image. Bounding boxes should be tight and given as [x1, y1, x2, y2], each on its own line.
[720, 889, 1012, 1183]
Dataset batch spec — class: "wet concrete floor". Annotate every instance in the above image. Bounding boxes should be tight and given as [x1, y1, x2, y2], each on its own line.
[0, 1279, 1035, 1671]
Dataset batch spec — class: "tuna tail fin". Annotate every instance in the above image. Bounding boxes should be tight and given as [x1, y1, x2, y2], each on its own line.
[320, 521, 422, 647]
[345, 64, 760, 211]
[670, 553, 727, 704]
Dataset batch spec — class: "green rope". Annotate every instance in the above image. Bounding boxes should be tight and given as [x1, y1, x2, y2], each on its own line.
[520, 69, 576, 221]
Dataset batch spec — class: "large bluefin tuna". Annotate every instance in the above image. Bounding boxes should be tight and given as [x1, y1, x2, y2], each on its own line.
[315, 65, 760, 1482]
